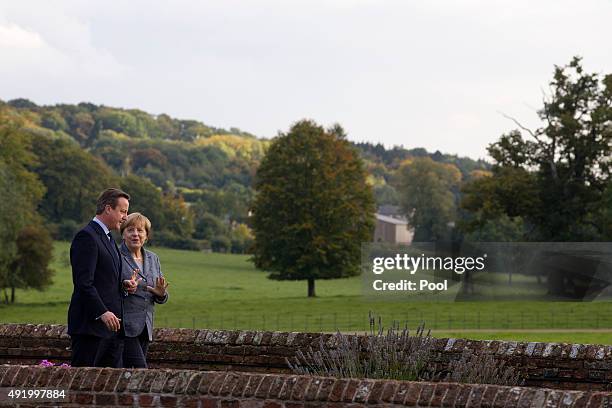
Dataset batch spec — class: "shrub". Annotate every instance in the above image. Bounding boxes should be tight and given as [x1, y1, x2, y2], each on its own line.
[287, 313, 434, 381]
[150, 231, 200, 251]
[444, 350, 523, 386]
[56, 219, 80, 241]
[287, 312, 524, 386]
[211, 235, 231, 253]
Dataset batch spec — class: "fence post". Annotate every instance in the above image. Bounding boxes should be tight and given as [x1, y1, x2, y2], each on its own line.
[550, 311, 554, 329]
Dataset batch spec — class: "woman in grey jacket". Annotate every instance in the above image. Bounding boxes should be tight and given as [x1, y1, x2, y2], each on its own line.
[120, 212, 168, 368]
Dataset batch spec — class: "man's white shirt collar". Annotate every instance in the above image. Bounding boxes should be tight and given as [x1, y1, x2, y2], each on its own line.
[93, 216, 111, 239]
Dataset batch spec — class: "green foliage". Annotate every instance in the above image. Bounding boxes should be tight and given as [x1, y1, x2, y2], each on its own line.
[251, 120, 375, 297]
[397, 157, 462, 241]
[40, 111, 68, 132]
[150, 231, 201, 251]
[354, 143, 489, 208]
[229, 223, 254, 254]
[193, 212, 227, 240]
[211, 235, 231, 253]
[7, 225, 54, 299]
[460, 167, 537, 240]
[8, 98, 38, 109]
[0, 113, 52, 303]
[463, 57, 612, 241]
[119, 174, 164, 226]
[161, 193, 194, 237]
[461, 214, 525, 242]
[96, 108, 146, 138]
[30, 134, 117, 223]
[597, 181, 612, 238]
[66, 111, 95, 145]
[53, 219, 81, 241]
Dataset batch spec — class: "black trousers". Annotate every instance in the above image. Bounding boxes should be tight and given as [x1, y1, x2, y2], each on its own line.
[71, 334, 124, 368]
[122, 328, 150, 368]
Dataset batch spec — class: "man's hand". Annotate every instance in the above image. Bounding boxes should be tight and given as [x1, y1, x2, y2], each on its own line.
[123, 278, 141, 294]
[146, 276, 168, 298]
[100, 311, 121, 332]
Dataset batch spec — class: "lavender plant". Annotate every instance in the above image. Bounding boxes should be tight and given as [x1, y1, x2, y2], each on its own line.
[444, 350, 523, 386]
[287, 312, 524, 386]
[287, 312, 435, 381]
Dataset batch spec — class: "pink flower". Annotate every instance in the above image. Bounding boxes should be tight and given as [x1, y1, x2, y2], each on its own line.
[38, 360, 71, 368]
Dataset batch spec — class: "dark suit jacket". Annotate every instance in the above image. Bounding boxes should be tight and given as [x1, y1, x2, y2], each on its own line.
[67, 220, 124, 338]
[120, 242, 168, 341]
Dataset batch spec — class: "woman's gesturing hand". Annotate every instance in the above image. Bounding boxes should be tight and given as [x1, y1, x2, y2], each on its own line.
[146, 276, 168, 297]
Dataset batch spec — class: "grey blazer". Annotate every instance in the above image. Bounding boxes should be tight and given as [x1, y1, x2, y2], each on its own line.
[120, 242, 168, 341]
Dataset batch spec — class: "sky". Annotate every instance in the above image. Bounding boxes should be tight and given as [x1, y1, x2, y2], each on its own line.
[0, 0, 611, 160]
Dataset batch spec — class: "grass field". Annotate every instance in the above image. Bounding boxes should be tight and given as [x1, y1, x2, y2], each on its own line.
[1, 241, 611, 345]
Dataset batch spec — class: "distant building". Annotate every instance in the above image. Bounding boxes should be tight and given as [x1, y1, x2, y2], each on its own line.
[377, 205, 402, 217]
[374, 213, 414, 244]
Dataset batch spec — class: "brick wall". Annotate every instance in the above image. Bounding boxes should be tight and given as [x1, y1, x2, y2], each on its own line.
[1, 365, 610, 407]
[0, 324, 610, 391]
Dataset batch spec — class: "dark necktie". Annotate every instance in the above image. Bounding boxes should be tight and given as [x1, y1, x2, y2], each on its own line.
[107, 232, 120, 265]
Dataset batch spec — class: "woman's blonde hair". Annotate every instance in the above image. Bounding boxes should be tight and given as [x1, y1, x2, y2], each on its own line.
[120, 212, 152, 238]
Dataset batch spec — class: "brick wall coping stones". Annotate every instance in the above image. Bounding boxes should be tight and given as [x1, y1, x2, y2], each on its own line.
[1, 365, 611, 407]
[2, 323, 611, 360]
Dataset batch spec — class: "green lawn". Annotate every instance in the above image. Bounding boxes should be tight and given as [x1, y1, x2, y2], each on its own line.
[1, 241, 611, 345]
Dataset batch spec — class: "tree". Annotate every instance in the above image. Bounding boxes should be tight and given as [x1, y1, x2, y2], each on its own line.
[0, 113, 51, 303]
[31, 135, 117, 224]
[161, 193, 194, 237]
[396, 157, 461, 241]
[462, 57, 612, 241]
[251, 120, 375, 297]
[5, 225, 54, 303]
[193, 211, 227, 240]
[120, 174, 164, 226]
[460, 164, 539, 240]
[230, 222, 254, 254]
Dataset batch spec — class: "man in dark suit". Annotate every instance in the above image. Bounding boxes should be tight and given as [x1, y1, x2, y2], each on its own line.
[67, 188, 136, 367]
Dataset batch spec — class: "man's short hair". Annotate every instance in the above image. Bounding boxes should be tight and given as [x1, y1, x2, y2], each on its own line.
[96, 188, 131, 215]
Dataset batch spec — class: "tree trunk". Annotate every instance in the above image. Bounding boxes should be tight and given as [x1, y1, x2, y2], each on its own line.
[3, 289, 8, 304]
[10, 286, 15, 304]
[307, 278, 316, 297]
